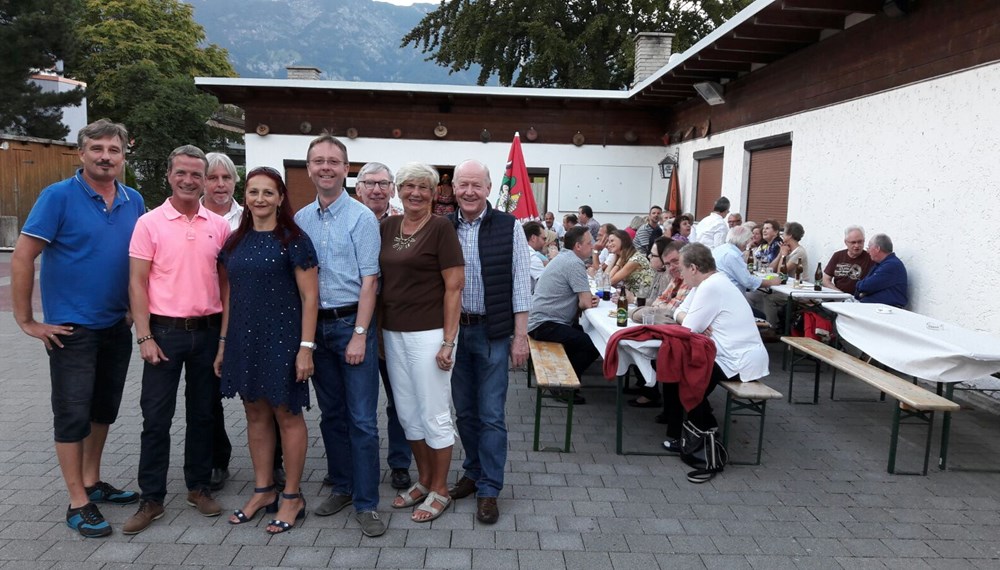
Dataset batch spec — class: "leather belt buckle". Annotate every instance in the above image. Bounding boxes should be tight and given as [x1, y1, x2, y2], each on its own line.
[184, 318, 198, 331]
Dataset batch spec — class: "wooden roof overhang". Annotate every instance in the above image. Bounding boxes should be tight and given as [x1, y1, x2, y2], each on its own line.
[629, 0, 886, 107]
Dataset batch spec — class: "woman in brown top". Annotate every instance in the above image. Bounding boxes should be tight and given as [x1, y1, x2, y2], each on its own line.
[379, 163, 465, 523]
[432, 173, 456, 216]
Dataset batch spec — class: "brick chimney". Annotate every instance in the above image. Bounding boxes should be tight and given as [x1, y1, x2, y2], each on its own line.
[286, 66, 323, 80]
[632, 32, 675, 87]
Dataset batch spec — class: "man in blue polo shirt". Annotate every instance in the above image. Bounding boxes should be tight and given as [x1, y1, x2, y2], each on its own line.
[11, 119, 145, 538]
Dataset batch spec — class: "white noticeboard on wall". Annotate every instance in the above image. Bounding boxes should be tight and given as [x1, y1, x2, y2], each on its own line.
[557, 165, 654, 213]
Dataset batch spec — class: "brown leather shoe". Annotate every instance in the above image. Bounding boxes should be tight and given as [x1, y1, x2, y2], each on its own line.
[448, 476, 477, 499]
[186, 488, 222, 517]
[476, 497, 499, 524]
[122, 499, 164, 535]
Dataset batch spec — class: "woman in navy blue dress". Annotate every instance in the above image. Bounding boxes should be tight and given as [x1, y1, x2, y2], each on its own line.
[214, 167, 318, 534]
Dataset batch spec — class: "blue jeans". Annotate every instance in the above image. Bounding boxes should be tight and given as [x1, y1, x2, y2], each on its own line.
[312, 314, 380, 512]
[451, 322, 510, 498]
[137, 324, 219, 502]
[379, 357, 412, 470]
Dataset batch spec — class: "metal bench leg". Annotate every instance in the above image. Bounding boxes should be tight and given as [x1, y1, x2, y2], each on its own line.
[755, 400, 768, 466]
[939, 383, 954, 470]
[921, 411, 934, 476]
[615, 375, 625, 455]
[787, 352, 796, 403]
[564, 393, 575, 453]
[533, 386, 543, 452]
[722, 392, 733, 448]
[812, 355, 820, 404]
[526, 355, 533, 389]
[888, 405, 901, 474]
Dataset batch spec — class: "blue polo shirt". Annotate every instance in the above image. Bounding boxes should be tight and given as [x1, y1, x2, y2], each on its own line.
[21, 170, 145, 328]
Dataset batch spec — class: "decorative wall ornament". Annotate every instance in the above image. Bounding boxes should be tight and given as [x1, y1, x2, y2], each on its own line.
[572, 132, 585, 146]
[255, 123, 270, 136]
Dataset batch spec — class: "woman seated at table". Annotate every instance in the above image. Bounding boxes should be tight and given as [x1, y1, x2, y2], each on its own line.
[661, 243, 770, 452]
[670, 213, 694, 243]
[769, 221, 807, 276]
[753, 219, 783, 266]
[605, 230, 654, 297]
[625, 215, 644, 239]
[380, 162, 465, 523]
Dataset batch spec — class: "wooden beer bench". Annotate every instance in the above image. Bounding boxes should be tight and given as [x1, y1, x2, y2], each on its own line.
[719, 380, 782, 466]
[782, 337, 960, 475]
[527, 338, 580, 453]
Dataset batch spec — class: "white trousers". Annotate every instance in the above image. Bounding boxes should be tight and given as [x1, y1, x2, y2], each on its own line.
[382, 328, 456, 449]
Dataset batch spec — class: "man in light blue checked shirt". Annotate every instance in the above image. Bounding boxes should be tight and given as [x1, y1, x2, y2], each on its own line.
[446, 159, 532, 525]
[293, 135, 386, 537]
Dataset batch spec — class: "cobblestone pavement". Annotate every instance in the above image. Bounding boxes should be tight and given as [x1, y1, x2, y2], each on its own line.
[2, 288, 1000, 568]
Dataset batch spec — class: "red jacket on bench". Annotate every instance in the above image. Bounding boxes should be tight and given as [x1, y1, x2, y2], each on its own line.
[604, 325, 717, 411]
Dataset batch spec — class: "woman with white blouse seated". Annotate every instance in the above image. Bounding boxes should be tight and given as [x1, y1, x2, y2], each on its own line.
[661, 243, 770, 452]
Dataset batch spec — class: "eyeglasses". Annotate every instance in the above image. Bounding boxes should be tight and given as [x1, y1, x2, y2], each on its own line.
[309, 158, 345, 167]
[358, 180, 391, 190]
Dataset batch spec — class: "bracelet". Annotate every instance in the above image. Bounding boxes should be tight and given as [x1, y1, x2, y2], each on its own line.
[218, 336, 227, 343]
[441, 340, 456, 348]
[136, 334, 154, 345]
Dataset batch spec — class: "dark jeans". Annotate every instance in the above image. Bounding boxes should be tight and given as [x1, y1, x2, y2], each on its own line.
[662, 363, 727, 439]
[379, 357, 412, 471]
[527, 320, 600, 379]
[48, 318, 132, 443]
[137, 324, 220, 503]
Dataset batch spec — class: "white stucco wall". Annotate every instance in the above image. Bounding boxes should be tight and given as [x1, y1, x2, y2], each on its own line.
[671, 62, 1000, 343]
[30, 75, 87, 143]
[244, 135, 668, 230]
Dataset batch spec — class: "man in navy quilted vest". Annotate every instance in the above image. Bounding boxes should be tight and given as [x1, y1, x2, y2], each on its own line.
[447, 159, 532, 525]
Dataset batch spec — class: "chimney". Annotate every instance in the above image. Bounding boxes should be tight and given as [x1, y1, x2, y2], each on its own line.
[286, 66, 323, 81]
[632, 32, 675, 87]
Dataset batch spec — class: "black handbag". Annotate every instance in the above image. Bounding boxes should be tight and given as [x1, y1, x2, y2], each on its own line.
[680, 421, 728, 483]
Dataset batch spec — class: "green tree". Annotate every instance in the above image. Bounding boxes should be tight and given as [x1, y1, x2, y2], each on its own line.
[0, 0, 86, 139]
[67, 0, 236, 203]
[402, 0, 753, 89]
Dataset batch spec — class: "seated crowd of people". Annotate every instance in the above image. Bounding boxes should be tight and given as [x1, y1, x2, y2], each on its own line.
[12, 117, 910, 542]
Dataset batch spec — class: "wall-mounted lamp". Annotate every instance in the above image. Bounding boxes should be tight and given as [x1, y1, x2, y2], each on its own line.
[693, 81, 725, 106]
[658, 151, 678, 180]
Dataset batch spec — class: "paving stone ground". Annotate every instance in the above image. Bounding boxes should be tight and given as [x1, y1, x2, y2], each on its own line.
[2, 251, 1000, 569]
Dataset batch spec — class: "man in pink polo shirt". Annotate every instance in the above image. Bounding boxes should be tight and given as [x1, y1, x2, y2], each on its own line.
[123, 145, 231, 535]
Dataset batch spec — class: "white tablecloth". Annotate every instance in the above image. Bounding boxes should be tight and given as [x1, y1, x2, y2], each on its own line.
[580, 301, 660, 387]
[824, 303, 1000, 383]
[770, 282, 853, 301]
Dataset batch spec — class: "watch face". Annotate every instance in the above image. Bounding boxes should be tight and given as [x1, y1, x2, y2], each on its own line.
[354, 326, 366, 335]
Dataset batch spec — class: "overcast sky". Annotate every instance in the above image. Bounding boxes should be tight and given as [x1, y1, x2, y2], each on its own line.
[375, 0, 441, 5]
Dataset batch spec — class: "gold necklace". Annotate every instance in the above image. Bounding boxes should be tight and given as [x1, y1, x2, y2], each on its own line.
[393, 213, 432, 250]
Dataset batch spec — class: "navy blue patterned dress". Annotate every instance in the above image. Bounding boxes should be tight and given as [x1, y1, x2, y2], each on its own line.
[218, 230, 317, 414]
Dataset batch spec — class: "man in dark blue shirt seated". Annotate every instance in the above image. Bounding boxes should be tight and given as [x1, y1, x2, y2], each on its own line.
[855, 233, 908, 307]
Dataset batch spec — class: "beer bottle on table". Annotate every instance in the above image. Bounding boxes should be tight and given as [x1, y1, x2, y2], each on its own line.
[814, 262, 823, 291]
[616, 286, 628, 327]
[778, 255, 787, 284]
[794, 263, 803, 286]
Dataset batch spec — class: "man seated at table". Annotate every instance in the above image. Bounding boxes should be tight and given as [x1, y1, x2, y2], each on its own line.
[855, 233, 908, 307]
[661, 243, 770, 452]
[714, 225, 782, 293]
[822, 225, 873, 295]
[527, 226, 601, 405]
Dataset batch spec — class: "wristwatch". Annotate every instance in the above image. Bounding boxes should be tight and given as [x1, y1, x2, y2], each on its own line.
[300, 341, 316, 350]
[354, 325, 367, 335]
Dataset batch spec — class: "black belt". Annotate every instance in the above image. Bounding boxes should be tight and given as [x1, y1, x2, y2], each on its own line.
[149, 313, 221, 331]
[460, 313, 486, 325]
[318, 304, 359, 320]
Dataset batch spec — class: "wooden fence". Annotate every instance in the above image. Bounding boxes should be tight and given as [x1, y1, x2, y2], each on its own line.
[0, 136, 80, 239]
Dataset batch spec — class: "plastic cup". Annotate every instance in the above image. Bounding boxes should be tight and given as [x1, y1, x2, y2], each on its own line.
[642, 312, 655, 326]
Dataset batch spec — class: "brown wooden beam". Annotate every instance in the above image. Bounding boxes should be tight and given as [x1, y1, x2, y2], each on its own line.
[712, 37, 804, 53]
[732, 24, 821, 43]
[684, 60, 753, 72]
[754, 10, 847, 29]
[781, 0, 881, 13]
[698, 48, 782, 64]
[670, 68, 742, 79]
